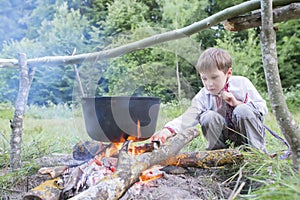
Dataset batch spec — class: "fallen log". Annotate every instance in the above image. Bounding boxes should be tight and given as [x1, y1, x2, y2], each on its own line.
[23, 177, 62, 200]
[69, 127, 200, 200]
[223, 3, 300, 32]
[161, 149, 243, 168]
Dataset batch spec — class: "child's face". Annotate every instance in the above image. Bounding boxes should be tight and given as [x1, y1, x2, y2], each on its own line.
[199, 67, 232, 95]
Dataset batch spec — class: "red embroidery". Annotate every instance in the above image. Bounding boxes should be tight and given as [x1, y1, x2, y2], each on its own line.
[244, 92, 248, 103]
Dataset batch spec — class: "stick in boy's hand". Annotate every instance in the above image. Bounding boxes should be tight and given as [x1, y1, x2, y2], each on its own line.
[150, 128, 175, 145]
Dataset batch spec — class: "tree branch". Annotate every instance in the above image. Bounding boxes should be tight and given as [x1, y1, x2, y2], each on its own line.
[224, 3, 300, 31]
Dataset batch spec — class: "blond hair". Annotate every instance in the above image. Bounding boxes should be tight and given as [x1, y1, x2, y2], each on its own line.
[196, 48, 232, 73]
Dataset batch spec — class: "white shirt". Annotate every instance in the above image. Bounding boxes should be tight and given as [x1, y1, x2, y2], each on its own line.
[165, 76, 268, 133]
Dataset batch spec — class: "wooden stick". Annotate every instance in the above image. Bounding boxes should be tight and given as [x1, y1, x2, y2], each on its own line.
[23, 178, 62, 200]
[71, 48, 86, 97]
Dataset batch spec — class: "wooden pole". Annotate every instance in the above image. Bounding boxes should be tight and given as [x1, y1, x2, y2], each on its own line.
[10, 53, 36, 170]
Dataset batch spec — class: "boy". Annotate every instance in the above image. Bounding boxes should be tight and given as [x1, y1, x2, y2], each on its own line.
[151, 48, 268, 152]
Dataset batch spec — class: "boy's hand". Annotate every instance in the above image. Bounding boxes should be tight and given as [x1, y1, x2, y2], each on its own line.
[219, 91, 243, 107]
[150, 128, 175, 145]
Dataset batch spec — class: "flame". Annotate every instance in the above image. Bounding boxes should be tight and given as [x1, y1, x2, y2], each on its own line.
[137, 119, 141, 139]
[127, 119, 141, 142]
[139, 165, 164, 183]
[104, 142, 123, 157]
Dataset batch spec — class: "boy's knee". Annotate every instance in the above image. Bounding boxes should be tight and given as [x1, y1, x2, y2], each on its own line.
[233, 104, 255, 119]
[200, 110, 224, 126]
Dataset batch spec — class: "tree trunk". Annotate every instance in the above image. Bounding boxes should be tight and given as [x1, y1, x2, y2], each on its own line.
[175, 49, 181, 99]
[224, 3, 300, 31]
[260, 0, 300, 170]
[10, 53, 36, 170]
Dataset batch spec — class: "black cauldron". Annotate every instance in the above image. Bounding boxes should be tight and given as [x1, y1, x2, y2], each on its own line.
[81, 96, 161, 142]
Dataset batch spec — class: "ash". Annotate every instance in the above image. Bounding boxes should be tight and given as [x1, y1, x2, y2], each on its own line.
[121, 166, 233, 200]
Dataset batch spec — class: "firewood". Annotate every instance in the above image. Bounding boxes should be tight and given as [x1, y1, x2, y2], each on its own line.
[161, 149, 243, 168]
[69, 128, 199, 200]
[23, 177, 62, 200]
[38, 166, 68, 179]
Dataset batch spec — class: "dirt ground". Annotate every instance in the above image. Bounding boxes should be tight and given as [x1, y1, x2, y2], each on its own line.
[0, 153, 251, 200]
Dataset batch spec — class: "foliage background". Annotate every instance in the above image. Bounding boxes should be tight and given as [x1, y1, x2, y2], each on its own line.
[0, 0, 299, 106]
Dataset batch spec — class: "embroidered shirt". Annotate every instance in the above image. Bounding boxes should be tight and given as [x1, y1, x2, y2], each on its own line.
[164, 76, 268, 133]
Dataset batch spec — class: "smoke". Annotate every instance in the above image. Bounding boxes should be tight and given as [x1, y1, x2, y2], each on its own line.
[72, 27, 203, 142]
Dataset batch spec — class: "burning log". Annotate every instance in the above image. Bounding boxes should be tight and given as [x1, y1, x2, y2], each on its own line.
[68, 127, 200, 200]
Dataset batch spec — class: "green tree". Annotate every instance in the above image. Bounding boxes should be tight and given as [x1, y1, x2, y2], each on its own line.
[216, 30, 266, 92]
[0, 0, 36, 48]
[30, 2, 91, 104]
[276, 19, 300, 90]
[1, 2, 93, 104]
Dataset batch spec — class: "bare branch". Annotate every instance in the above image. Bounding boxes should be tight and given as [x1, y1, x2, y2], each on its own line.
[224, 3, 300, 31]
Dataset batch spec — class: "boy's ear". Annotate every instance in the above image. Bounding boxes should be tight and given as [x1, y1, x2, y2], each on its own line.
[227, 68, 233, 76]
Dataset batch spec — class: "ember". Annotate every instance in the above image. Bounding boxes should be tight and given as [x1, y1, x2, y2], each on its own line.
[139, 165, 164, 182]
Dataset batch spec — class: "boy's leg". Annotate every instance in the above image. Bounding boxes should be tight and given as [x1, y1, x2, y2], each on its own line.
[232, 104, 266, 152]
[200, 111, 227, 150]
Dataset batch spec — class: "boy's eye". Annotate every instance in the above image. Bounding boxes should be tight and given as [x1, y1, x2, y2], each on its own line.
[211, 76, 218, 80]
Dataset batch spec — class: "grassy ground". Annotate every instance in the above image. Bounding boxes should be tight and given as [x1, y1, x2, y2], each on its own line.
[0, 101, 300, 199]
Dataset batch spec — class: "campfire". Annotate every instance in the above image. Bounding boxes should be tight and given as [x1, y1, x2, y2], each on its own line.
[26, 139, 163, 199]
[23, 97, 243, 199]
[23, 130, 243, 200]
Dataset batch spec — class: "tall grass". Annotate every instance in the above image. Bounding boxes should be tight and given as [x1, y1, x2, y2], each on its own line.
[0, 103, 89, 168]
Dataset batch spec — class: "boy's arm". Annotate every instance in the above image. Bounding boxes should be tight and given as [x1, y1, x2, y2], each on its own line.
[243, 78, 268, 115]
[150, 93, 204, 144]
[164, 90, 206, 134]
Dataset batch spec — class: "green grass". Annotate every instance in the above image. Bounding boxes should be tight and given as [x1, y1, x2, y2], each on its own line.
[0, 103, 90, 168]
[0, 100, 300, 199]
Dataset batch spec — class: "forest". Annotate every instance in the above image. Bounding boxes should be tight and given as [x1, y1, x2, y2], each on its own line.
[0, 0, 299, 106]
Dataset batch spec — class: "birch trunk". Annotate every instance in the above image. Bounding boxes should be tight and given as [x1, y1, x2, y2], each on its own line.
[260, 0, 300, 170]
[10, 53, 36, 170]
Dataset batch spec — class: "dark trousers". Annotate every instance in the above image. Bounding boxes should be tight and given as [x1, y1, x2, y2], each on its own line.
[200, 104, 266, 152]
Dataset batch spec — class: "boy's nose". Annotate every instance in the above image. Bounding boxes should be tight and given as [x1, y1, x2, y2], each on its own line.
[207, 79, 214, 86]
